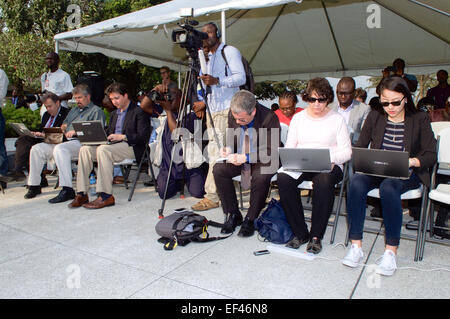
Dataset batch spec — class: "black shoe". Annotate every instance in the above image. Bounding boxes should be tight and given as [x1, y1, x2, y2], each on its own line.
[306, 238, 322, 254]
[49, 188, 75, 204]
[40, 176, 49, 188]
[0, 181, 6, 190]
[221, 212, 243, 234]
[285, 236, 310, 249]
[238, 217, 255, 238]
[24, 186, 42, 199]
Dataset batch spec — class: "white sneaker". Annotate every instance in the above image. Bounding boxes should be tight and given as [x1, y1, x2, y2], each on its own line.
[342, 244, 364, 268]
[376, 250, 397, 276]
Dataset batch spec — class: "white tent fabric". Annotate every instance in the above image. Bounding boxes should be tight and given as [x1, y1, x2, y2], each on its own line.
[55, 0, 450, 80]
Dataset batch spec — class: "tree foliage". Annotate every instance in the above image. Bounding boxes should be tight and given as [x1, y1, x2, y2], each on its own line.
[255, 80, 307, 101]
[0, 0, 167, 97]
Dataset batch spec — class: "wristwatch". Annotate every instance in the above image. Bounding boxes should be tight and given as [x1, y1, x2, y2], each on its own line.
[216, 77, 220, 86]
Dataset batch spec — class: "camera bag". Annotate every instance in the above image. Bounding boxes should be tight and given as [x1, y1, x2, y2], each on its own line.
[155, 209, 230, 250]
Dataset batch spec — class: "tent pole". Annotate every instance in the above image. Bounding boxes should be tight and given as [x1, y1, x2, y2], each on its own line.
[55, 40, 59, 54]
[221, 10, 226, 44]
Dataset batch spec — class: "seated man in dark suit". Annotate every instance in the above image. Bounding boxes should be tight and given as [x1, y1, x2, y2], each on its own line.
[213, 90, 280, 237]
[7, 92, 69, 182]
[68, 82, 150, 209]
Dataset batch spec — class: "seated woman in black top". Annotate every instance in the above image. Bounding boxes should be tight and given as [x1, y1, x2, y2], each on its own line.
[342, 76, 436, 276]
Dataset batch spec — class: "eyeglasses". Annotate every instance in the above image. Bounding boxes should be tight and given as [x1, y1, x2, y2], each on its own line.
[380, 97, 405, 107]
[306, 97, 328, 103]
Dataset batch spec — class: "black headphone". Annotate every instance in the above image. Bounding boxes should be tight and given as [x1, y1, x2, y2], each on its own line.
[208, 22, 221, 39]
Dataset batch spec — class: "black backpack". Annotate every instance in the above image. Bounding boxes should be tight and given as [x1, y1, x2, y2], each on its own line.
[155, 209, 230, 250]
[221, 45, 256, 93]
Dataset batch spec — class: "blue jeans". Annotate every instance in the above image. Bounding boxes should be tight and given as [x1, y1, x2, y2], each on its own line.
[0, 111, 7, 175]
[347, 173, 421, 246]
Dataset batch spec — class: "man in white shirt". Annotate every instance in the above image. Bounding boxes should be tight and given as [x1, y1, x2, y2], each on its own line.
[0, 68, 9, 187]
[328, 77, 370, 143]
[191, 22, 246, 211]
[40, 52, 73, 117]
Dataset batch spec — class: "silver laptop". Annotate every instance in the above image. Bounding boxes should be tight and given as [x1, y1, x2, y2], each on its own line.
[352, 147, 410, 180]
[72, 121, 111, 145]
[279, 147, 332, 173]
[9, 123, 43, 139]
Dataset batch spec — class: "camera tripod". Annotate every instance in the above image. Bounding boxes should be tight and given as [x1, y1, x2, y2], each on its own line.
[157, 53, 222, 219]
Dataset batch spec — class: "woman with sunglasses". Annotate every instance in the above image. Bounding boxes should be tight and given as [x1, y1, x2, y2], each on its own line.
[277, 78, 352, 254]
[343, 76, 436, 276]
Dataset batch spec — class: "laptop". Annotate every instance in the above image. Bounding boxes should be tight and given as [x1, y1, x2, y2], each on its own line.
[9, 123, 43, 138]
[72, 121, 117, 145]
[279, 147, 332, 173]
[352, 147, 410, 179]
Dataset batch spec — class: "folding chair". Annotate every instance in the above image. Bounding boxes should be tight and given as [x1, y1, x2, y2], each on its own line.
[296, 161, 350, 245]
[419, 127, 450, 259]
[343, 177, 428, 262]
[232, 174, 277, 211]
[124, 143, 157, 202]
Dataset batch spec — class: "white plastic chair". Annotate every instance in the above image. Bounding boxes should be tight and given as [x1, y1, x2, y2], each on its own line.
[421, 127, 450, 258]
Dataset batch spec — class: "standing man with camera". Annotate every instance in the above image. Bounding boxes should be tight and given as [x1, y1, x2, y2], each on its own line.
[40, 52, 73, 117]
[191, 22, 246, 212]
[153, 66, 178, 95]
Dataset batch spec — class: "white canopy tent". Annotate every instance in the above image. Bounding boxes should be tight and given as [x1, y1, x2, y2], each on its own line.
[55, 0, 450, 81]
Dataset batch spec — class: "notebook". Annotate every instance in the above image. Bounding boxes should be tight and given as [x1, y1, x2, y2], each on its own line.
[9, 123, 43, 138]
[279, 147, 332, 173]
[72, 121, 118, 145]
[352, 147, 410, 179]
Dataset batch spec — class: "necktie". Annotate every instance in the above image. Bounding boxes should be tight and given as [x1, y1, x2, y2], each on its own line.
[47, 116, 55, 128]
[240, 127, 252, 191]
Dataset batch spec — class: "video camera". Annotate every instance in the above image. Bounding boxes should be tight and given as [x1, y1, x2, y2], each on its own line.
[147, 90, 172, 103]
[172, 19, 208, 57]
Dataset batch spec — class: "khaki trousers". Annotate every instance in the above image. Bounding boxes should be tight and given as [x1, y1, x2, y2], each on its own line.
[28, 140, 81, 187]
[77, 142, 134, 195]
[204, 108, 229, 203]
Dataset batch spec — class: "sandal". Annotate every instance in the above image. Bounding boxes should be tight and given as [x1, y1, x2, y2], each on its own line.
[306, 238, 322, 254]
[191, 198, 220, 211]
[285, 236, 309, 249]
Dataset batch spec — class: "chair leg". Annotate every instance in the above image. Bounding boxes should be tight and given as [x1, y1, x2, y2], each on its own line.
[330, 182, 345, 244]
[128, 148, 148, 202]
[123, 165, 132, 190]
[415, 187, 428, 261]
[238, 182, 244, 211]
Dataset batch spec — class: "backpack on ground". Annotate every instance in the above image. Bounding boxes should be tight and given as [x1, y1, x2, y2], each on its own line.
[254, 199, 294, 244]
[155, 208, 229, 250]
[221, 44, 255, 93]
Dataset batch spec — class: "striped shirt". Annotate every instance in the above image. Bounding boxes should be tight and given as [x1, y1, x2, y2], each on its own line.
[382, 121, 405, 151]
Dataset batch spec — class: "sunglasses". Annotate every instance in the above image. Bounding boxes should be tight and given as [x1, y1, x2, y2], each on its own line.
[380, 97, 405, 107]
[306, 97, 328, 103]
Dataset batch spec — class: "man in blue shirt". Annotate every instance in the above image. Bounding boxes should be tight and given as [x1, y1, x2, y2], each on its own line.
[191, 22, 246, 212]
